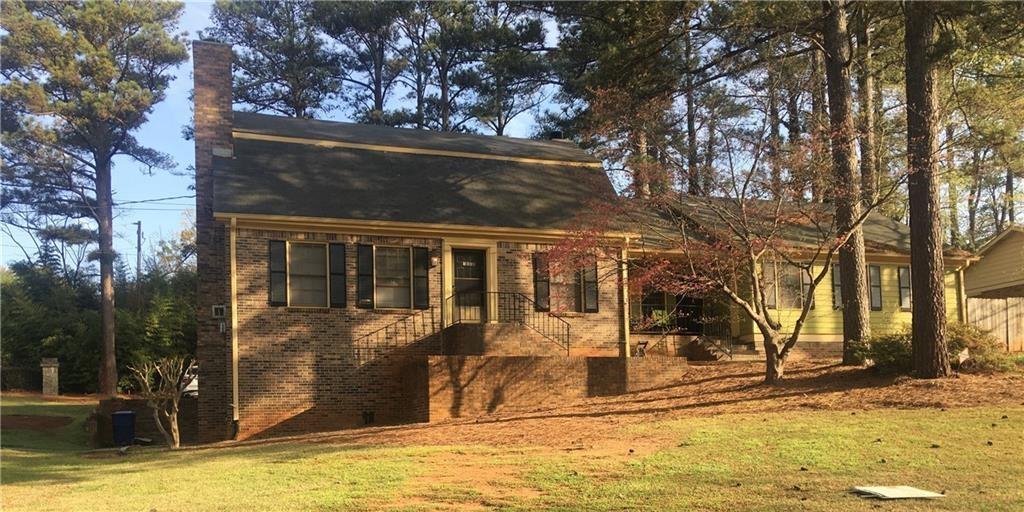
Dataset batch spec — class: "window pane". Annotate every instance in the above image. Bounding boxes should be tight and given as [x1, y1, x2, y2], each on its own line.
[832, 265, 842, 309]
[762, 262, 777, 308]
[779, 266, 802, 309]
[899, 267, 912, 309]
[375, 247, 410, 308]
[289, 244, 327, 307]
[869, 266, 882, 309]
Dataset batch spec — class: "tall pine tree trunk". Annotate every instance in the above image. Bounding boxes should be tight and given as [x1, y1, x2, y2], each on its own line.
[855, 11, 877, 206]
[685, 29, 700, 195]
[823, 0, 871, 363]
[768, 61, 782, 197]
[946, 124, 962, 247]
[96, 157, 118, 396]
[810, 47, 828, 202]
[905, 1, 951, 378]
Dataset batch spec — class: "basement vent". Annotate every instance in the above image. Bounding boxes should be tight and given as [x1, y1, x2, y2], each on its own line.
[362, 411, 375, 425]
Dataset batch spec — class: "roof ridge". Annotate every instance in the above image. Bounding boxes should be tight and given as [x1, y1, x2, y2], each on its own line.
[230, 111, 600, 166]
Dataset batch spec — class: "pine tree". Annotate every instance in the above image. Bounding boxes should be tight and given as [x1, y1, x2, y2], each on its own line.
[205, 0, 339, 118]
[1, 0, 189, 395]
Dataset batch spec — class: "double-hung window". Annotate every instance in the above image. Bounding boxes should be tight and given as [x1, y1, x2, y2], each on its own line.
[355, 245, 430, 310]
[763, 262, 778, 309]
[374, 247, 412, 309]
[898, 266, 912, 311]
[831, 265, 842, 309]
[532, 252, 598, 313]
[269, 241, 346, 308]
[868, 265, 883, 311]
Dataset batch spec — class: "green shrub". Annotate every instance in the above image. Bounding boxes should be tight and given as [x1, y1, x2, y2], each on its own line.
[859, 322, 1015, 375]
[861, 331, 913, 374]
[947, 322, 1014, 373]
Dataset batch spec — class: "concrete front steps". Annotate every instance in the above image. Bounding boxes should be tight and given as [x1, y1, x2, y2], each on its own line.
[689, 339, 765, 362]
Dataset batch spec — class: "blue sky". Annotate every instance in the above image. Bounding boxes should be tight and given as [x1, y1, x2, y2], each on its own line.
[2, 1, 545, 269]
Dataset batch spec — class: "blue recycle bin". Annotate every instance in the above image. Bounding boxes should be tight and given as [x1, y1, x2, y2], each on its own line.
[111, 410, 136, 446]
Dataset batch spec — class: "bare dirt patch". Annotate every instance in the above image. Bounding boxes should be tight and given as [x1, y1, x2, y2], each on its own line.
[383, 450, 544, 510]
[2, 414, 73, 430]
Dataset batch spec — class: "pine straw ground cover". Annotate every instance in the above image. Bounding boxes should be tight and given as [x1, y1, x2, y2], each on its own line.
[2, 362, 1022, 511]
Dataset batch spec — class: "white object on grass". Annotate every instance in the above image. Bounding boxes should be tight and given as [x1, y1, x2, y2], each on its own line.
[851, 486, 945, 499]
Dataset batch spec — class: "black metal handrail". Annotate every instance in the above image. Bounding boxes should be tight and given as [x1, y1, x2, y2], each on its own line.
[635, 315, 733, 357]
[444, 291, 571, 354]
[696, 335, 734, 359]
[351, 305, 440, 361]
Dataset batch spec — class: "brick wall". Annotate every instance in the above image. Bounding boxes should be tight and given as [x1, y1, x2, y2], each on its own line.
[789, 341, 843, 360]
[232, 230, 442, 439]
[428, 355, 687, 421]
[225, 230, 629, 439]
[496, 242, 624, 355]
[193, 41, 234, 443]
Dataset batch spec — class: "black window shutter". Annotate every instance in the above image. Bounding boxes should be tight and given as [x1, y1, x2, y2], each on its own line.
[582, 258, 599, 313]
[269, 240, 287, 306]
[329, 243, 346, 308]
[412, 247, 430, 309]
[533, 253, 550, 312]
[356, 244, 374, 308]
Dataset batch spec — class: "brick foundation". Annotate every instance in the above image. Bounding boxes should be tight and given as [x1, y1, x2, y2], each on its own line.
[428, 355, 687, 421]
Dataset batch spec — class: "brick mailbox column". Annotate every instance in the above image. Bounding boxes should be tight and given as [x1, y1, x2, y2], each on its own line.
[40, 358, 59, 395]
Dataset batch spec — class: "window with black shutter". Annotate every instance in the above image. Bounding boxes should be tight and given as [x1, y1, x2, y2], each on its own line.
[269, 240, 286, 306]
[533, 252, 550, 311]
[898, 266, 912, 311]
[329, 243, 346, 308]
[801, 269, 815, 309]
[831, 264, 842, 309]
[868, 265, 883, 311]
[763, 262, 778, 309]
[356, 244, 374, 308]
[581, 257, 599, 313]
[412, 247, 430, 309]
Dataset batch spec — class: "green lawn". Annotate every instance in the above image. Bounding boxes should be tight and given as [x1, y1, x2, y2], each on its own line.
[2, 394, 1022, 511]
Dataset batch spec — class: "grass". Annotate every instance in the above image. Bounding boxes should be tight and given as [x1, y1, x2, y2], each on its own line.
[1, 395, 95, 452]
[2, 394, 1022, 511]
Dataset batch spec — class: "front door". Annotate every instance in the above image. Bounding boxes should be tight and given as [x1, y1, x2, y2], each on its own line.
[453, 249, 487, 322]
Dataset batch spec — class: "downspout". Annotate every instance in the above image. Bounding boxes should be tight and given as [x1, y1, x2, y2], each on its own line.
[230, 217, 240, 438]
[621, 237, 631, 358]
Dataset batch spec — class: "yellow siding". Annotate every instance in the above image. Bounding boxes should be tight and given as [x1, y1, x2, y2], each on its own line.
[965, 230, 1024, 296]
[748, 262, 962, 337]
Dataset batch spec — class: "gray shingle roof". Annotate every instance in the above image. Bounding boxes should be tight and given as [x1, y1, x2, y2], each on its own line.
[213, 117, 614, 230]
[232, 112, 600, 164]
[630, 196, 919, 255]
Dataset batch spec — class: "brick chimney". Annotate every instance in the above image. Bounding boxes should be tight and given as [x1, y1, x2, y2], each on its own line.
[193, 40, 234, 443]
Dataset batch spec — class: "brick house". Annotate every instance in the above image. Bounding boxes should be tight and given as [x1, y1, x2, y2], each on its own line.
[193, 41, 972, 443]
[193, 41, 637, 442]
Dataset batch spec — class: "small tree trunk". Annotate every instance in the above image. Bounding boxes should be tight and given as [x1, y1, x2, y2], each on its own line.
[764, 339, 787, 384]
[167, 406, 181, 449]
[905, 1, 951, 379]
[151, 404, 174, 448]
